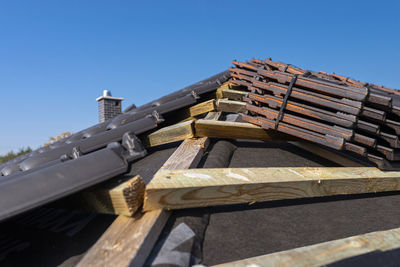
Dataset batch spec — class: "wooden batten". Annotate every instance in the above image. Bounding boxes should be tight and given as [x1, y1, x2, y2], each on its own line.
[188, 99, 216, 117]
[220, 88, 248, 100]
[213, 227, 400, 267]
[173, 99, 216, 122]
[144, 167, 400, 211]
[195, 119, 294, 141]
[216, 99, 247, 113]
[204, 111, 222, 121]
[216, 82, 247, 99]
[77, 209, 169, 267]
[142, 120, 195, 147]
[78, 137, 213, 267]
[62, 175, 145, 217]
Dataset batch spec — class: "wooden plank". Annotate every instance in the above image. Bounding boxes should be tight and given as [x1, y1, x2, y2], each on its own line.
[77, 209, 169, 267]
[216, 82, 245, 99]
[216, 99, 247, 113]
[220, 88, 248, 100]
[174, 99, 215, 121]
[290, 141, 365, 167]
[143, 167, 400, 211]
[172, 100, 216, 123]
[78, 137, 212, 267]
[188, 99, 216, 117]
[67, 175, 145, 216]
[213, 227, 400, 267]
[204, 111, 222, 121]
[161, 137, 210, 170]
[195, 119, 295, 141]
[141, 120, 195, 147]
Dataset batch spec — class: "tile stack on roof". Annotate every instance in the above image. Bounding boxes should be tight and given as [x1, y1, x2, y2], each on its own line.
[230, 58, 400, 170]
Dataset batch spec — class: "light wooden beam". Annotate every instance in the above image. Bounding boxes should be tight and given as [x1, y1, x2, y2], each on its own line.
[216, 82, 246, 99]
[160, 137, 210, 170]
[174, 99, 216, 122]
[213, 226, 400, 267]
[77, 209, 169, 267]
[78, 137, 212, 267]
[195, 119, 295, 141]
[74, 118, 292, 216]
[142, 118, 289, 149]
[141, 120, 195, 147]
[204, 111, 222, 121]
[143, 167, 400, 211]
[68, 120, 195, 216]
[188, 99, 216, 117]
[216, 99, 247, 113]
[220, 88, 248, 101]
[67, 175, 145, 217]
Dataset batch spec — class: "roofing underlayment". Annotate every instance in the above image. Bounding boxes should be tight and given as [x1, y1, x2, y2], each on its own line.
[2, 58, 400, 266]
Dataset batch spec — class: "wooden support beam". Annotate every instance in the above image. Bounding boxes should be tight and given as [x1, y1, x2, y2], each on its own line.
[174, 99, 216, 122]
[78, 137, 212, 267]
[290, 141, 366, 167]
[143, 167, 400, 211]
[194, 119, 295, 141]
[216, 82, 246, 99]
[216, 99, 247, 113]
[204, 111, 222, 121]
[77, 209, 169, 267]
[141, 120, 195, 147]
[160, 137, 210, 170]
[188, 99, 216, 117]
[220, 88, 248, 101]
[66, 175, 145, 217]
[69, 120, 195, 216]
[213, 226, 400, 267]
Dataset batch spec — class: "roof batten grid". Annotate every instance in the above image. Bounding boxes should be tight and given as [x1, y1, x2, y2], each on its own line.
[212, 226, 400, 267]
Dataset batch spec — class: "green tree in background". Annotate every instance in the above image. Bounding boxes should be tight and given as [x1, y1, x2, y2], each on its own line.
[0, 131, 73, 165]
[0, 147, 32, 164]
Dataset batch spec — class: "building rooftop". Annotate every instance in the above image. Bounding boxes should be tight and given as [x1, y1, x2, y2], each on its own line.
[1, 58, 400, 267]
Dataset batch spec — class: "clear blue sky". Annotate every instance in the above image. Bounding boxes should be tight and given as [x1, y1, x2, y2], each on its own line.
[1, 0, 399, 154]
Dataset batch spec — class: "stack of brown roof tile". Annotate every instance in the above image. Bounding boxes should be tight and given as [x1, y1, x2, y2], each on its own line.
[230, 58, 400, 170]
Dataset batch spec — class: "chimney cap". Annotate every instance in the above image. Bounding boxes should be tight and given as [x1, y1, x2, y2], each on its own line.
[103, 90, 112, 97]
[96, 90, 124, 102]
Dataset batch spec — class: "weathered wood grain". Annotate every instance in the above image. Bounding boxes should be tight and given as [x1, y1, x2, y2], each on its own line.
[188, 99, 216, 117]
[141, 120, 195, 147]
[161, 137, 210, 170]
[216, 82, 246, 99]
[204, 111, 222, 121]
[174, 99, 216, 122]
[143, 167, 400, 211]
[77, 209, 169, 267]
[195, 119, 295, 141]
[220, 88, 248, 100]
[69, 175, 145, 216]
[78, 137, 212, 267]
[213, 227, 400, 267]
[216, 99, 247, 113]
